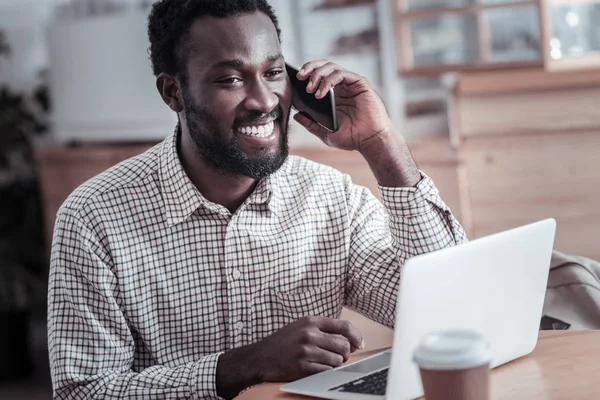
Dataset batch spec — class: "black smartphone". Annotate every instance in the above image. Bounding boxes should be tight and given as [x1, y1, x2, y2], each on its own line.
[285, 63, 338, 132]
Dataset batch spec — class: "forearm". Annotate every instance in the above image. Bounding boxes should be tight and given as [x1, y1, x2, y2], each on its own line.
[344, 172, 468, 324]
[51, 356, 221, 400]
[54, 337, 263, 400]
[358, 128, 421, 188]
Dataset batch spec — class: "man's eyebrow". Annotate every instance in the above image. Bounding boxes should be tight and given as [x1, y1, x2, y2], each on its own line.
[266, 53, 284, 63]
[209, 59, 244, 71]
[208, 53, 284, 71]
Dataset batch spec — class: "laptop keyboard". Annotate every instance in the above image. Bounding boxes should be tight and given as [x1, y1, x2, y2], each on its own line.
[329, 368, 388, 395]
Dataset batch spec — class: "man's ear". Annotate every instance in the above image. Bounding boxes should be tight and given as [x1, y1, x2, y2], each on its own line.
[156, 72, 184, 113]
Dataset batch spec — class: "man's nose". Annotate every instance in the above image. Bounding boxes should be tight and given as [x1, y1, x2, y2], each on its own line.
[244, 80, 279, 114]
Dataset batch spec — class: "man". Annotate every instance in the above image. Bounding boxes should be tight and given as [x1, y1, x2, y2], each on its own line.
[47, 0, 467, 399]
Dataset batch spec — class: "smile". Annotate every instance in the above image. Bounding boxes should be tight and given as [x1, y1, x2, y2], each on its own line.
[238, 121, 275, 138]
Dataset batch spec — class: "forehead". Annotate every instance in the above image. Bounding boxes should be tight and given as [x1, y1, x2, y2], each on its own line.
[183, 12, 281, 71]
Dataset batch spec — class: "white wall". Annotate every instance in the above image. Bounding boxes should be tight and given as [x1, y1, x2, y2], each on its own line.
[0, 0, 149, 92]
[267, 0, 301, 67]
[0, 0, 61, 91]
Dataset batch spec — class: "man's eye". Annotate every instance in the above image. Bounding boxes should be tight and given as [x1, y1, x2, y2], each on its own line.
[217, 77, 242, 84]
[266, 69, 284, 78]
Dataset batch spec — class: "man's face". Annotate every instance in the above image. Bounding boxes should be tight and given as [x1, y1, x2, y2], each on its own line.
[179, 12, 292, 179]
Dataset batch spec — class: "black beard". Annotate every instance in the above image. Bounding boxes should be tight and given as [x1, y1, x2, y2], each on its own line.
[181, 87, 290, 180]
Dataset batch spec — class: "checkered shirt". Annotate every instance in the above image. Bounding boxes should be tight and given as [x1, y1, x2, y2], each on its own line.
[48, 130, 467, 399]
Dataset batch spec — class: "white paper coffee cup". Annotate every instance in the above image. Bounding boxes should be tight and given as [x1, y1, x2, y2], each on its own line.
[413, 330, 492, 400]
[413, 330, 492, 370]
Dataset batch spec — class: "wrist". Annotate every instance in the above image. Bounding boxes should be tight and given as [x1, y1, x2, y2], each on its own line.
[358, 126, 401, 162]
[216, 343, 263, 399]
[358, 128, 421, 188]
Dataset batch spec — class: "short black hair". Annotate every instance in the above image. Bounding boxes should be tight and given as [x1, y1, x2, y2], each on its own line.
[147, 0, 281, 78]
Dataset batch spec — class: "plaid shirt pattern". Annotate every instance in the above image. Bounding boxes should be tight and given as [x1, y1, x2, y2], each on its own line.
[48, 129, 467, 399]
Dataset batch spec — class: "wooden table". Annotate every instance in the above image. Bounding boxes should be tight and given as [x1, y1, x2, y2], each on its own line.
[237, 330, 600, 399]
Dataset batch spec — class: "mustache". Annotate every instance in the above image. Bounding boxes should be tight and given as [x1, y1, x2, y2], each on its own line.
[234, 106, 282, 128]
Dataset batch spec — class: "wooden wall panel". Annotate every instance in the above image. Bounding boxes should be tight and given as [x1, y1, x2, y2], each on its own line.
[462, 131, 600, 261]
[457, 87, 600, 137]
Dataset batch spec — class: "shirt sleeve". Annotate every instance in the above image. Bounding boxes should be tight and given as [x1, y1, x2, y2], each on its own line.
[47, 209, 224, 400]
[344, 172, 468, 328]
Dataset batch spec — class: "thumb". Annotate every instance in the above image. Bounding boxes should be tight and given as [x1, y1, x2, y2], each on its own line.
[293, 112, 330, 144]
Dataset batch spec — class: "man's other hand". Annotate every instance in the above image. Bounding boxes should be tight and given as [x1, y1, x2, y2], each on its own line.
[216, 316, 365, 398]
[255, 316, 365, 382]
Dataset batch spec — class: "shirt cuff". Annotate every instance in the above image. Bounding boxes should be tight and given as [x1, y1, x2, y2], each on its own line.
[191, 352, 224, 400]
[377, 172, 451, 218]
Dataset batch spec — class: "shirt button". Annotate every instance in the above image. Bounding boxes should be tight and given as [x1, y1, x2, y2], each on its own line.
[232, 269, 241, 279]
[235, 321, 244, 331]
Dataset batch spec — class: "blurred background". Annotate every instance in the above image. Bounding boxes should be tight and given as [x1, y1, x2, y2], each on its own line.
[1, 0, 600, 398]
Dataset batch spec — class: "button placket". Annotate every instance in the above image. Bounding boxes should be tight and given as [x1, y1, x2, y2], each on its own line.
[225, 217, 250, 346]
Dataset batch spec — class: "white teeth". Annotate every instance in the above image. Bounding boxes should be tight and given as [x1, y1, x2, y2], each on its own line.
[239, 121, 275, 138]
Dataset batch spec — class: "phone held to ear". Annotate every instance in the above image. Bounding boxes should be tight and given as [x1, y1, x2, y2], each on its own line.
[285, 63, 338, 133]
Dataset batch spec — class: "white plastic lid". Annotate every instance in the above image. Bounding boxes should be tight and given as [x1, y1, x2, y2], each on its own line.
[413, 330, 492, 371]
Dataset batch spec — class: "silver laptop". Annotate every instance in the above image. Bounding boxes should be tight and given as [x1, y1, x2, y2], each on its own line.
[280, 218, 556, 400]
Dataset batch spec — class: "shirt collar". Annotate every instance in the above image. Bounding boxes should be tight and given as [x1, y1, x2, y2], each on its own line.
[246, 169, 282, 216]
[159, 125, 283, 226]
[159, 126, 205, 226]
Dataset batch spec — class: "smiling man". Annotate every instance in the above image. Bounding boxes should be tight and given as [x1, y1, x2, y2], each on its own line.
[47, 1, 467, 399]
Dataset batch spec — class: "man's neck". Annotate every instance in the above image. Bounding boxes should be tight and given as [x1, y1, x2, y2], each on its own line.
[178, 129, 257, 214]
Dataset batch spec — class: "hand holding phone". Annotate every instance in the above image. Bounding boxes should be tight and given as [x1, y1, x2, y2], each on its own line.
[286, 63, 338, 132]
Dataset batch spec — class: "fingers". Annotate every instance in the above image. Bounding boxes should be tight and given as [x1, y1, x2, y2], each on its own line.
[297, 59, 331, 80]
[314, 332, 352, 362]
[302, 62, 339, 94]
[303, 345, 345, 368]
[314, 69, 347, 99]
[316, 318, 365, 351]
[297, 61, 351, 96]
